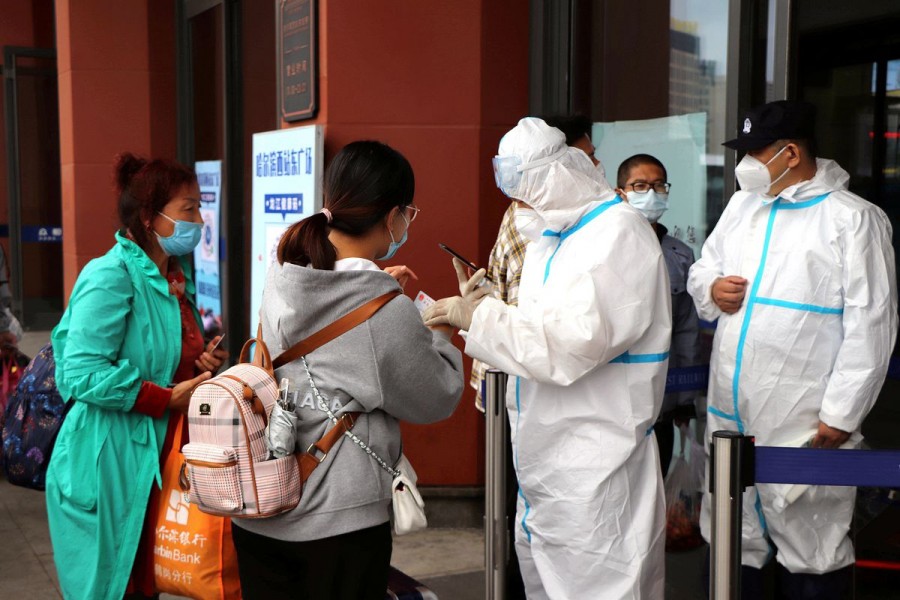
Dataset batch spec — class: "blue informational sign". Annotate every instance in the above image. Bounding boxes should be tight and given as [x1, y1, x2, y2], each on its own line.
[251, 125, 323, 336]
[264, 193, 304, 218]
[22, 226, 62, 243]
[193, 161, 223, 339]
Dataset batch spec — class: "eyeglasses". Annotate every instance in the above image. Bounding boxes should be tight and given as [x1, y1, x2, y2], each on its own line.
[627, 182, 671, 194]
[403, 205, 421, 222]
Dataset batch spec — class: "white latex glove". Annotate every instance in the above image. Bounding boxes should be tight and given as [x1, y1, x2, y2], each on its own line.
[422, 264, 490, 330]
[452, 257, 493, 296]
[422, 297, 478, 330]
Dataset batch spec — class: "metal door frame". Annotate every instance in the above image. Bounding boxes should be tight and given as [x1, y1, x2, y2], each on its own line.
[176, 0, 244, 359]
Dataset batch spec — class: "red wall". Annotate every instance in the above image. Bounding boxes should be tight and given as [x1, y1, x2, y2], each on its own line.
[56, 0, 177, 296]
[283, 1, 529, 485]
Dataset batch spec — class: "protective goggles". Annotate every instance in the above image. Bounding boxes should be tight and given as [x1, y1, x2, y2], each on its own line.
[491, 147, 568, 192]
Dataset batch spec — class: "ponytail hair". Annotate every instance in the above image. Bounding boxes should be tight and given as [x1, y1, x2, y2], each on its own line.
[278, 141, 415, 269]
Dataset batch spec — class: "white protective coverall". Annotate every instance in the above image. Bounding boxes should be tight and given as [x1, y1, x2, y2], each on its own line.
[465, 118, 672, 599]
[688, 158, 898, 574]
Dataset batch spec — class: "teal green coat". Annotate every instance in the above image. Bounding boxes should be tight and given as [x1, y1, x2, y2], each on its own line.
[46, 232, 199, 600]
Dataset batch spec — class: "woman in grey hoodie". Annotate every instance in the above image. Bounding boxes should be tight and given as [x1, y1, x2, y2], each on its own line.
[231, 141, 465, 600]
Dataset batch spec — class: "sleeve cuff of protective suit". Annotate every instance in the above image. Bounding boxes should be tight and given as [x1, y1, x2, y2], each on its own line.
[465, 297, 500, 358]
[818, 408, 859, 434]
[132, 381, 171, 418]
[697, 282, 724, 321]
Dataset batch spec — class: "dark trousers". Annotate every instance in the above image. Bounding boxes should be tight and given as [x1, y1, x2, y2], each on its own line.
[703, 549, 853, 600]
[505, 432, 527, 599]
[231, 521, 392, 600]
[656, 414, 676, 478]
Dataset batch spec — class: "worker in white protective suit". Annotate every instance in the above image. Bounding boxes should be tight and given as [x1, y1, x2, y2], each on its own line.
[688, 100, 898, 600]
[423, 117, 672, 599]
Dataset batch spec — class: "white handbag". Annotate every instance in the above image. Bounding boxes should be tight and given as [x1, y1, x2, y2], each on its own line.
[301, 357, 428, 535]
[390, 453, 428, 535]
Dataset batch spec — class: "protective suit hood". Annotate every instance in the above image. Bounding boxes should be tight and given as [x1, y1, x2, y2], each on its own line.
[777, 158, 850, 203]
[497, 117, 616, 232]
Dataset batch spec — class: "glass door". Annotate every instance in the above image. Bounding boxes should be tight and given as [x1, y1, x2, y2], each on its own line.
[793, 2, 900, 596]
[177, 0, 244, 359]
[3, 47, 62, 330]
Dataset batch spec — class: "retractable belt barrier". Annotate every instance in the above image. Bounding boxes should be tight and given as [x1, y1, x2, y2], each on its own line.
[665, 365, 709, 394]
[665, 356, 900, 394]
[709, 432, 900, 599]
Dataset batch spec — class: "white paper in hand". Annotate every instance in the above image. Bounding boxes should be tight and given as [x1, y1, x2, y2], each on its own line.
[413, 291, 436, 314]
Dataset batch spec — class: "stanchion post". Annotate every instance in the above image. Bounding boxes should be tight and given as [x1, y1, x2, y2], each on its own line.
[709, 431, 755, 600]
[484, 370, 509, 600]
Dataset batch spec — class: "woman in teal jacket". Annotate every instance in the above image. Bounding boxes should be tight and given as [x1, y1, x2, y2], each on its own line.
[46, 154, 227, 600]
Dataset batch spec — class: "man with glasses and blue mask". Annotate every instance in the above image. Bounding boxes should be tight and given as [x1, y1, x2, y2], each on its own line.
[424, 117, 672, 599]
[688, 100, 898, 599]
[616, 155, 701, 479]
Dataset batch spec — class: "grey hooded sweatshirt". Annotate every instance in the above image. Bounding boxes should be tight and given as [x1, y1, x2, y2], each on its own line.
[233, 258, 464, 542]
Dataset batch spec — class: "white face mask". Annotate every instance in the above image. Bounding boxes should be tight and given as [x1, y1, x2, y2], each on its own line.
[626, 190, 669, 223]
[734, 145, 790, 195]
[513, 205, 544, 242]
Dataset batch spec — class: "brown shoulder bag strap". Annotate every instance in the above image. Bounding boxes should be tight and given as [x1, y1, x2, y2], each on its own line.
[272, 290, 401, 369]
[297, 412, 361, 482]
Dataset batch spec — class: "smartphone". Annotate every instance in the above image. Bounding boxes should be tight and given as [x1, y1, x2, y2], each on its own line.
[208, 333, 226, 352]
[438, 243, 493, 282]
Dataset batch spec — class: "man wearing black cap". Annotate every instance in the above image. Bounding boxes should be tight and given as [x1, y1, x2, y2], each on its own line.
[688, 100, 898, 599]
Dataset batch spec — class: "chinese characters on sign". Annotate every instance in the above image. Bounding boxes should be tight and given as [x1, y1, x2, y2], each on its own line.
[250, 125, 323, 336]
[279, 0, 317, 121]
[254, 146, 313, 177]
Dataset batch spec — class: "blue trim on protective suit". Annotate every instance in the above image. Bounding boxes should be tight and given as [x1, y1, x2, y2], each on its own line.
[754, 494, 768, 535]
[777, 195, 830, 210]
[610, 351, 670, 364]
[514, 377, 532, 542]
[754, 297, 843, 315]
[728, 192, 831, 435]
[707, 406, 737, 421]
[541, 198, 622, 284]
[542, 244, 563, 285]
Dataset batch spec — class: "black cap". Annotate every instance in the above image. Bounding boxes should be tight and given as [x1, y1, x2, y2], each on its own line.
[723, 100, 816, 151]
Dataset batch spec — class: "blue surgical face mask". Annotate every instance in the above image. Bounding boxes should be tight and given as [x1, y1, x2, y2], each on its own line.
[377, 211, 409, 261]
[626, 190, 669, 223]
[155, 212, 203, 256]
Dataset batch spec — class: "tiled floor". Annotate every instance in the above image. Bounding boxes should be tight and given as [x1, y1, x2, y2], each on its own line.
[0, 480, 63, 599]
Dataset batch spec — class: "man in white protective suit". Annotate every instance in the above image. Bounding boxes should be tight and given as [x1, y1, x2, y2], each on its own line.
[688, 100, 898, 599]
[423, 117, 672, 599]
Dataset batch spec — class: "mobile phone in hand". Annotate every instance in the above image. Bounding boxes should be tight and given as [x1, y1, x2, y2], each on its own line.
[208, 333, 226, 353]
[438, 243, 493, 282]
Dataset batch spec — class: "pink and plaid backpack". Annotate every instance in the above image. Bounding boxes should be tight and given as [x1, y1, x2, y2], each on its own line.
[182, 291, 399, 518]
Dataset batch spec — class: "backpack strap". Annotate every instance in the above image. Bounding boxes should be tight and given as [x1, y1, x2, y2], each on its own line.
[272, 290, 401, 370]
[297, 411, 361, 482]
